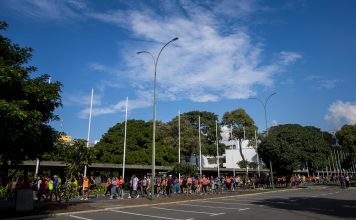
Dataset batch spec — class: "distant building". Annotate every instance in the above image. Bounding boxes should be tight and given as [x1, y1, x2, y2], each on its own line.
[59, 135, 73, 143]
[220, 125, 259, 168]
[186, 126, 260, 169]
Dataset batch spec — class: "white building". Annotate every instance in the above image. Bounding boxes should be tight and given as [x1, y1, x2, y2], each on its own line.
[220, 125, 259, 168]
[187, 126, 259, 169]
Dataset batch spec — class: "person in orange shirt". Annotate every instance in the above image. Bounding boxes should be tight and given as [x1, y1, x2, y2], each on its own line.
[81, 176, 89, 200]
[118, 176, 125, 199]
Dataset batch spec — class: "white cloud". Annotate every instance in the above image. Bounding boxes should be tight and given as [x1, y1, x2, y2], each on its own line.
[279, 51, 302, 64]
[305, 75, 342, 89]
[79, 96, 151, 119]
[82, 2, 302, 116]
[3, 0, 86, 22]
[5, 1, 302, 117]
[65, 91, 101, 107]
[325, 100, 356, 125]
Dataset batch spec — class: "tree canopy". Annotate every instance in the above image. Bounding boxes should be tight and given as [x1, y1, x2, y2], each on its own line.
[258, 124, 331, 175]
[222, 108, 257, 161]
[93, 111, 226, 166]
[336, 124, 356, 169]
[0, 21, 62, 181]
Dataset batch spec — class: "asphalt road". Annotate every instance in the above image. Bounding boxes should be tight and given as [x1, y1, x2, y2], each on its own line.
[16, 186, 356, 220]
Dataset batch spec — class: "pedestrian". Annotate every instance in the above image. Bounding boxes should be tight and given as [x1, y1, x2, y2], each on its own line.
[104, 177, 112, 197]
[132, 175, 139, 199]
[118, 176, 125, 199]
[110, 177, 118, 199]
[141, 175, 148, 197]
[81, 176, 89, 200]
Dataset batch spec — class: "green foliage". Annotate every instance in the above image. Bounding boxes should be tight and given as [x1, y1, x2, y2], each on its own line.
[258, 124, 330, 175]
[336, 124, 356, 169]
[0, 21, 62, 169]
[181, 111, 223, 156]
[171, 163, 198, 177]
[93, 120, 177, 166]
[238, 160, 249, 168]
[222, 108, 257, 161]
[44, 139, 95, 178]
[93, 111, 225, 166]
[0, 186, 6, 199]
[248, 161, 258, 169]
[62, 140, 95, 178]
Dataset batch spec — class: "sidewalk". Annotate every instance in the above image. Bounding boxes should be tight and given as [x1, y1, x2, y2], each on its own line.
[1, 188, 272, 219]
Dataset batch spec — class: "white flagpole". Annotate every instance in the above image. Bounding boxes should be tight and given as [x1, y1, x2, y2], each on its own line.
[178, 110, 181, 180]
[231, 126, 235, 177]
[122, 97, 128, 179]
[84, 88, 94, 177]
[216, 120, 220, 178]
[255, 129, 260, 177]
[199, 115, 202, 176]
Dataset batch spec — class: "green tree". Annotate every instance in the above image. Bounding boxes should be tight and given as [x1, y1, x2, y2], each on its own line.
[60, 140, 95, 179]
[222, 108, 257, 161]
[258, 124, 330, 175]
[93, 119, 177, 166]
[171, 163, 197, 177]
[181, 111, 223, 156]
[0, 22, 62, 184]
[336, 124, 356, 170]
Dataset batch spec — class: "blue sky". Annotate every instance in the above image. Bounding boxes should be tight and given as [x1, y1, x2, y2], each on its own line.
[1, 0, 356, 142]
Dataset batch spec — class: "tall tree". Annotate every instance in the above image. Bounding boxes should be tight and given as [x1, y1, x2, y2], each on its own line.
[181, 111, 223, 156]
[93, 120, 177, 166]
[222, 108, 257, 161]
[258, 124, 330, 175]
[336, 124, 356, 170]
[0, 22, 62, 184]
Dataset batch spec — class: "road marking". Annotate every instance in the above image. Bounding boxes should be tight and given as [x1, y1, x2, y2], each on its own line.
[151, 207, 225, 216]
[311, 195, 318, 197]
[198, 200, 254, 206]
[179, 203, 251, 211]
[68, 215, 93, 220]
[110, 209, 194, 220]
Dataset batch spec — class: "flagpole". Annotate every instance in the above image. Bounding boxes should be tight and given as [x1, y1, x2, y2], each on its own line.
[122, 97, 128, 179]
[255, 129, 260, 177]
[216, 120, 220, 178]
[178, 110, 181, 180]
[231, 126, 235, 177]
[84, 88, 94, 177]
[199, 115, 202, 176]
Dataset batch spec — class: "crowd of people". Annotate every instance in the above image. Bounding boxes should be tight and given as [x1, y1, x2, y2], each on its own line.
[3, 173, 354, 202]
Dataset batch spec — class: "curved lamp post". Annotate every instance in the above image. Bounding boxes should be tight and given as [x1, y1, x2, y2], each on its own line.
[249, 92, 276, 189]
[137, 37, 178, 199]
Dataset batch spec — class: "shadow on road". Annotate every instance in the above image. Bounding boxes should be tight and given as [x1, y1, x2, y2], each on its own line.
[252, 196, 356, 219]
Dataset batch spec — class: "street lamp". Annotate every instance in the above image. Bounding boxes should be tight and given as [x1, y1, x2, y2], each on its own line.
[137, 37, 178, 199]
[249, 92, 276, 189]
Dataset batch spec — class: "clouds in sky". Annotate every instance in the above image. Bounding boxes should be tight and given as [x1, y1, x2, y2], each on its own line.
[3, 0, 302, 118]
[305, 75, 342, 90]
[325, 100, 356, 126]
[87, 1, 302, 117]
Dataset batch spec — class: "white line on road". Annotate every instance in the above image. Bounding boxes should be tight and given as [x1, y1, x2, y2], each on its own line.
[68, 215, 93, 220]
[179, 203, 251, 211]
[152, 207, 225, 216]
[110, 209, 194, 220]
[198, 200, 254, 206]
